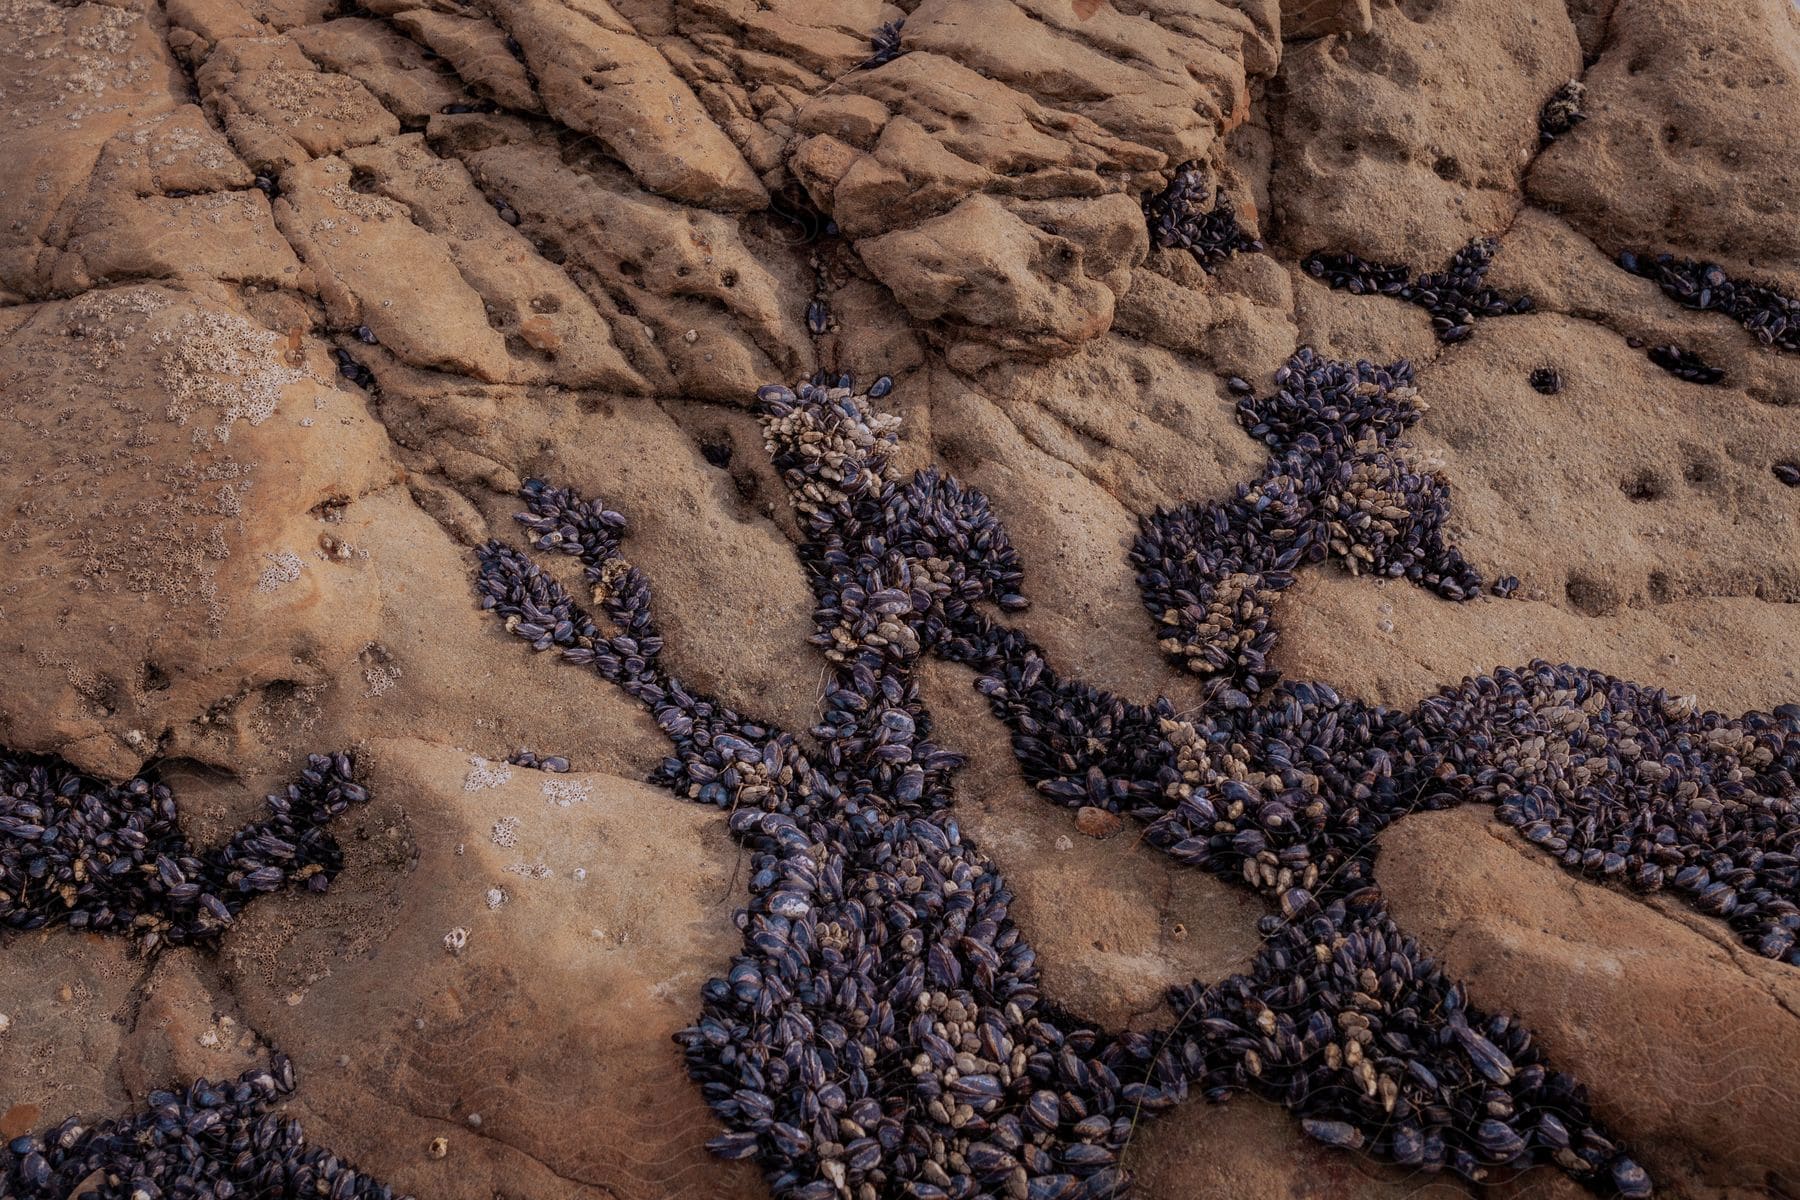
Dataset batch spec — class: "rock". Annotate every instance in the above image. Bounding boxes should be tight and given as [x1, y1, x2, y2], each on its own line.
[289, 18, 470, 123]
[497, 0, 767, 210]
[222, 738, 766, 1200]
[3, 1, 1799, 1197]
[434, 114, 811, 399]
[921, 665, 1264, 1030]
[339, 135, 648, 390]
[276, 155, 522, 381]
[1272, 0, 1582, 268]
[1529, 0, 1800, 293]
[1280, 0, 1372, 39]
[0, 285, 392, 779]
[196, 33, 402, 168]
[1128, 1091, 1586, 1199]
[1074, 806, 1123, 839]
[860, 195, 1117, 359]
[0, 0, 183, 297]
[388, 9, 544, 112]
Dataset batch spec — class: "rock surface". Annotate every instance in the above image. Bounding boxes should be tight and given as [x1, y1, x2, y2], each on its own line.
[3, 0, 1799, 1197]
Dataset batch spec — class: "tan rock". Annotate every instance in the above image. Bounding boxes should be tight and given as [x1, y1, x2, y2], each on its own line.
[60, 191, 305, 293]
[389, 8, 545, 112]
[496, 0, 768, 209]
[1272, 0, 1581, 267]
[441, 116, 811, 398]
[198, 37, 403, 168]
[1530, 0, 1800, 294]
[222, 737, 765, 1200]
[0, 285, 393, 779]
[289, 18, 471, 123]
[859, 195, 1117, 357]
[341, 134, 650, 390]
[275, 155, 519, 380]
[0, 0, 181, 296]
[1074, 805, 1123, 838]
[1280, 0, 1372, 39]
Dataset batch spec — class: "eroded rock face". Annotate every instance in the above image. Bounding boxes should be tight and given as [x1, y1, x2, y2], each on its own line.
[2, 0, 1799, 1198]
[0, 285, 393, 780]
[1529, 0, 1800, 294]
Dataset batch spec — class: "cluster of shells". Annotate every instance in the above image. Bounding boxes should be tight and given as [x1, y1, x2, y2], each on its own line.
[1140, 164, 1263, 270]
[470, 330, 1800, 1200]
[1302, 239, 1535, 343]
[1, 752, 368, 950]
[0, 755, 408, 1196]
[1644, 343, 1725, 385]
[1619, 251, 1800, 354]
[2, 1056, 406, 1200]
[1537, 81, 1587, 144]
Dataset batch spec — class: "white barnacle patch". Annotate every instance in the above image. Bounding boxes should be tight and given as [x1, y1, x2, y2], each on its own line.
[463, 756, 513, 791]
[255, 550, 304, 593]
[541, 778, 591, 807]
[154, 309, 310, 446]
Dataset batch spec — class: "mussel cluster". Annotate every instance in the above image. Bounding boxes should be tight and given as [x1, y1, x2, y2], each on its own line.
[1142, 164, 1263, 270]
[1645, 343, 1725, 385]
[1, 751, 369, 951]
[1302, 239, 1534, 342]
[467, 347, 1800, 1198]
[0, 1057, 410, 1200]
[1619, 251, 1800, 354]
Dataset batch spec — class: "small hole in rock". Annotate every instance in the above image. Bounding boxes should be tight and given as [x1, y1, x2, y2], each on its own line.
[1565, 572, 1620, 617]
[1621, 469, 1665, 502]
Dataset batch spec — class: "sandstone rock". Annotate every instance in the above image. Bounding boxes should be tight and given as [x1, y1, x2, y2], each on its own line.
[1074, 805, 1124, 839]
[1272, 0, 1582, 267]
[388, 9, 544, 112]
[289, 17, 471, 123]
[221, 737, 764, 1200]
[3, 2, 1799, 1198]
[435, 114, 812, 399]
[1529, 0, 1800, 293]
[0, 285, 392, 779]
[494, 0, 768, 209]
[0, 0, 182, 296]
[197, 34, 403, 168]
[340, 134, 648, 390]
[276, 155, 521, 380]
[921, 665, 1264, 1030]
[1281, 0, 1372, 39]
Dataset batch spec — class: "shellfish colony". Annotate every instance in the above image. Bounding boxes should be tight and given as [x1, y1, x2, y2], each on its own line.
[865, 21, 906, 70]
[0, 752, 367, 950]
[0, 753, 412, 1198]
[472, 342, 1800, 1198]
[1537, 81, 1586, 145]
[1300, 240, 1534, 343]
[1644, 343, 1725, 385]
[1, 1056, 407, 1200]
[1617, 251, 1800, 354]
[1142, 165, 1264, 270]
